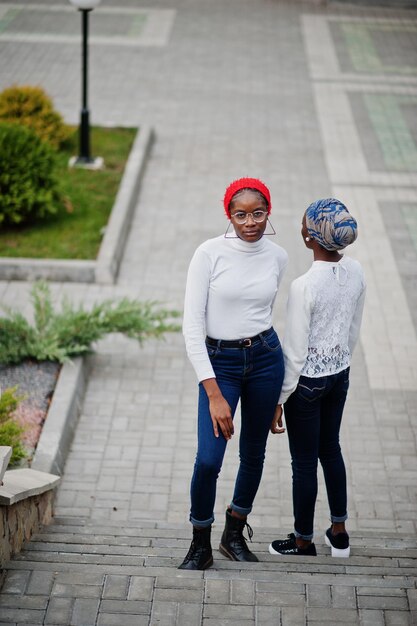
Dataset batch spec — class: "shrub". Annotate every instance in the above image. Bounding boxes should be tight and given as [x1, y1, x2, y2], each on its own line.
[0, 281, 181, 365]
[0, 122, 62, 226]
[0, 85, 71, 149]
[0, 387, 27, 466]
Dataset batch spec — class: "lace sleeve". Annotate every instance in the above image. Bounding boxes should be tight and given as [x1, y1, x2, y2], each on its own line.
[348, 284, 366, 355]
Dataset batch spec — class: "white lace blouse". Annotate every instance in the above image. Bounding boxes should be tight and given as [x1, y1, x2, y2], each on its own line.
[279, 255, 366, 404]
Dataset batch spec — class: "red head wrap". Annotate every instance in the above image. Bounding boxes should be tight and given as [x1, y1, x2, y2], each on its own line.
[223, 177, 271, 218]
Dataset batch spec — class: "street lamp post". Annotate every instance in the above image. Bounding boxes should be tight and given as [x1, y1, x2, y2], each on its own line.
[69, 0, 103, 169]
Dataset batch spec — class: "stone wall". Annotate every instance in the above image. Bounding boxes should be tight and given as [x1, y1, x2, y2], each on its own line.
[0, 489, 55, 569]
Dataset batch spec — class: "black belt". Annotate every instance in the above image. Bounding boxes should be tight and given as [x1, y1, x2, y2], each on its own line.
[206, 328, 273, 349]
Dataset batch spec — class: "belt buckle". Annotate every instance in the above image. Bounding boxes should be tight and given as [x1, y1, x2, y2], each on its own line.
[242, 338, 252, 348]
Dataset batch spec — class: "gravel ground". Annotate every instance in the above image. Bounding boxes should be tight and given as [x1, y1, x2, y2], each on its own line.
[0, 361, 60, 412]
[0, 361, 61, 457]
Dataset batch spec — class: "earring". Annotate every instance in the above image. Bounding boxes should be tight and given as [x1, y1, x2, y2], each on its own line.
[224, 221, 238, 238]
[305, 237, 310, 242]
[263, 218, 276, 236]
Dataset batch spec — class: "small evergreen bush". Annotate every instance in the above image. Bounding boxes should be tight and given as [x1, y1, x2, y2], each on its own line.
[0, 85, 71, 149]
[0, 122, 62, 226]
[0, 387, 27, 466]
[0, 281, 181, 365]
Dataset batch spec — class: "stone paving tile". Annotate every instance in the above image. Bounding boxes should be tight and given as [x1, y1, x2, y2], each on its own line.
[44, 597, 73, 625]
[385, 612, 413, 626]
[0, 594, 48, 610]
[331, 585, 357, 609]
[97, 616, 149, 626]
[255, 605, 282, 625]
[0, 571, 30, 595]
[51, 582, 102, 599]
[25, 571, 54, 597]
[128, 576, 154, 601]
[0, 611, 44, 625]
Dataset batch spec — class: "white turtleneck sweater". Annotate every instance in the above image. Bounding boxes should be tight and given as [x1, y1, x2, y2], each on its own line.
[183, 234, 288, 382]
[278, 255, 366, 405]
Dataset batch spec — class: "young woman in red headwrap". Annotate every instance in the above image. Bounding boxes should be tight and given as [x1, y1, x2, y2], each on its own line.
[179, 178, 288, 570]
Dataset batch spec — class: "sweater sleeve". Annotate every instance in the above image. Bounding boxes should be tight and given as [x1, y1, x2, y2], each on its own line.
[182, 246, 215, 382]
[277, 249, 289, 290]
[269, 247, 289, 311]
[278, 277, 312, 405]
[348, 283, 366, 356]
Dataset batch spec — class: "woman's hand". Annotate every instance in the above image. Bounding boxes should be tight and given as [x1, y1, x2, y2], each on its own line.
[209, 395, 234, 440]
[270, 404, 285, 434]
[202, 378, 234, 440]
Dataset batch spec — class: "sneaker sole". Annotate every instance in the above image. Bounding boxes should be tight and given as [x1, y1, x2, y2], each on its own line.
[268, 543, 284, 556]
[324, 533, 350, 558]
[268, 543, 317, 556]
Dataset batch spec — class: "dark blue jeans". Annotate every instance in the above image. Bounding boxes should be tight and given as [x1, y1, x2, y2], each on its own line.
[190, 328, 284, 527]
[284, 367, 350, 540]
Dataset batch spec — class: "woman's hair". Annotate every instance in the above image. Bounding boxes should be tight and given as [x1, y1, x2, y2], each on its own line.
[305, 198, 358, 251]
[224, 177, 271, 218]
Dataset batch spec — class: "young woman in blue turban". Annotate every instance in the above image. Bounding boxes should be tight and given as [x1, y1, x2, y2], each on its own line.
[269, 198, 366, 558]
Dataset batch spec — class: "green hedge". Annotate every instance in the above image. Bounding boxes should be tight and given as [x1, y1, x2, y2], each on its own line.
[0, 122, 62, 226]
[0, 84, 71, 149]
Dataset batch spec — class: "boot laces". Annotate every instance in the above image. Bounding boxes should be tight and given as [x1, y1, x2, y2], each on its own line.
[233, 520, 254, 547]
[184, 527, 211, 562]
[183, 533, 202, 562]
[183, 540, 197, 562]
[245, 521, 254, 542]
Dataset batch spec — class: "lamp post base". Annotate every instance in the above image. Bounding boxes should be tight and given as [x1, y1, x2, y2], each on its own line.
[68, 155, 104, 170]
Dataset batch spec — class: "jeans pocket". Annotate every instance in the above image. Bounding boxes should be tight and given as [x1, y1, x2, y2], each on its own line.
[206, 346, 219, 358]
[261, 331, 281, 352]
[297, 377, 327, 403]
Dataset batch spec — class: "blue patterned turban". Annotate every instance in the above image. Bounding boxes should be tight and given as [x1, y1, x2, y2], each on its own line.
[305, 198, 358, 251]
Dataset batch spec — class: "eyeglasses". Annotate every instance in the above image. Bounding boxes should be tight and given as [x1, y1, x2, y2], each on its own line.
[230, 210, 268, 225]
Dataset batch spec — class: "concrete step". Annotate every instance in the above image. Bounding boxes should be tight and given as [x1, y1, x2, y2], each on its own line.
[1, 518, 415, 625]
[7, 518, 417, 579]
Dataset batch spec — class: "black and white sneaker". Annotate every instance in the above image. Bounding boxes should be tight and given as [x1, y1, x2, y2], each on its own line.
[269, 533, 317, 556]
[324, 527, 350, 558]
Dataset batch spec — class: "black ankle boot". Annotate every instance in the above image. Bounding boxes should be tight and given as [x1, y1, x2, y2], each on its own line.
[178, 525, 213, 570]
[219, 509, 258, 562]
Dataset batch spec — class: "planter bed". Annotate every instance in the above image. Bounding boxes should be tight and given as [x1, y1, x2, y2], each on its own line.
[0, 357, 88, 475]
[0, 125, 154, 284]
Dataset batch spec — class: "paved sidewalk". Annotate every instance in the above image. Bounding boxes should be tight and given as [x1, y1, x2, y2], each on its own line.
[0, 0, 417, 623]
